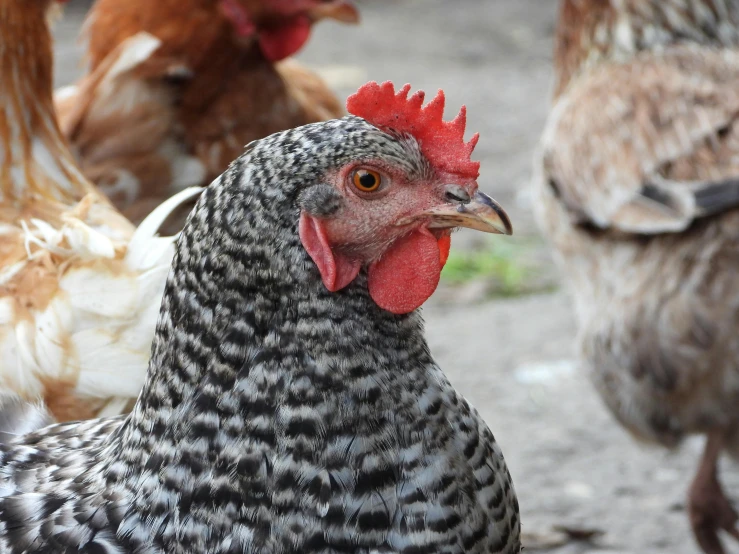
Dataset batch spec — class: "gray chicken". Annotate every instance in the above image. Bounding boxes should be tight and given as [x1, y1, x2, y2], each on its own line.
[0, 81, 520, 553]
[535, 1, 739, 553]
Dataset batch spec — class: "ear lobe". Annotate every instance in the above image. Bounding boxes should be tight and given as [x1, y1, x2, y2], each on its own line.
[299, 213, 361, 292]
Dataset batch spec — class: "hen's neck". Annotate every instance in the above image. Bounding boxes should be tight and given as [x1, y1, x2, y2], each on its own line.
[0, 1, 94, 205]
[91, 123, 442, 547]
[105, 148, 432, 471]
[554, 0, 739, 97]
[179, 35, 268, 112]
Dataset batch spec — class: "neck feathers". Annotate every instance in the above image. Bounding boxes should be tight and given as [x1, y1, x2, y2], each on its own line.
[112, 152, 429, 458]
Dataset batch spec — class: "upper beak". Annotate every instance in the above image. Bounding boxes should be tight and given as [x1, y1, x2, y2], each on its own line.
[308, 2, 360, 23]
[399, 190, 513, 235]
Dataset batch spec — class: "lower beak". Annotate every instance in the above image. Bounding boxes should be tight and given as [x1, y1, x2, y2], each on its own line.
[308, 2, 360, 23]
[407, 191, 513, 235]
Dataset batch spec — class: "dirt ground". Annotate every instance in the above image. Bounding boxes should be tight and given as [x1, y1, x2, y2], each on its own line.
[53, 2, 739, 553]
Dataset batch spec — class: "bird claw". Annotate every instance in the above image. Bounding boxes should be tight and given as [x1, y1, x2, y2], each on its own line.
[689, 504, 738, 554]
[686, 431, 739, 554]
[688, 443, 739, 554]
[689, 518, 737, 554]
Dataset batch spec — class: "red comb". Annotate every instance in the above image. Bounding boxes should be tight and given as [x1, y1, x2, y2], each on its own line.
[346, 81, 480, 179]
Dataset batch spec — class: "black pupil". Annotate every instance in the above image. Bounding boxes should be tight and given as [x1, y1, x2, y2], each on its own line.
[358, 172, 377, 189]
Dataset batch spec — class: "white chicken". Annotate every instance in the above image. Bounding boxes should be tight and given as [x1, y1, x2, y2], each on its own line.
[0, 0, 199, 421]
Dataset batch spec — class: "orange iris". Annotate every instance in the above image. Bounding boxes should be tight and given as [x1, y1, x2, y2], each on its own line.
[352, 169, 382, 192]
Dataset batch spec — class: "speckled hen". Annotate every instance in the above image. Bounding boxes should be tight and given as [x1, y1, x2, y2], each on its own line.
[535, 1, 739, 553]
[0, 81, 520, 553]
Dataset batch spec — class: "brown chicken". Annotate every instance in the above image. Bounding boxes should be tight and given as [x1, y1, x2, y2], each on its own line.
[55, 0, 358, 225]
[535, 1, 739, 553]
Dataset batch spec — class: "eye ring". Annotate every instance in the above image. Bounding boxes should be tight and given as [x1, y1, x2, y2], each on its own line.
[352, 169, 382, 192]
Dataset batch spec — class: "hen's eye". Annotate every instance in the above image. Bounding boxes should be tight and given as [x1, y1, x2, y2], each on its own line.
[352, 169, 382, 192]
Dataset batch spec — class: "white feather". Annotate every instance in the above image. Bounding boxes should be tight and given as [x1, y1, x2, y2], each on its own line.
[61, 268, 141, 319]
[54, 85, 77, 102]
[96, 397, 132, 419]
[0, 261, 26, 286]
[104, 33, 162, 85]
[125, 186, 203, 268]
[60, 217, 117, 259]
[72, 329, 149, 398]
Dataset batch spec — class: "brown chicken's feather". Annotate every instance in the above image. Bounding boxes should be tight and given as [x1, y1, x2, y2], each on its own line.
[184, 57, 344, 179]
[56, 0, 349, 228]
[55, 32, 204, 223]
[84, 0, 229, 75]
[543, 45, 739, 233]
[553, 0, 739, 97]
[0, 0, 93, 204]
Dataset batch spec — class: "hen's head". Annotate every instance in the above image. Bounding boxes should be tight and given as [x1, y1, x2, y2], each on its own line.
[220, 0, 358, 61]
[290, 82, 511, 314]
[554, 0, 739, 97]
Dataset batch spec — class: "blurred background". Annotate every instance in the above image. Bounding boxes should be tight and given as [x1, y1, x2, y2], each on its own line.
[52, 1, 738, 552]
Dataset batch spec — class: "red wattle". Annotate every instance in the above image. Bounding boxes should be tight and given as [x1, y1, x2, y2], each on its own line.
[368, 228, 444, 315]
[258, 16, 312, 61]
[438, 234, 451, 267]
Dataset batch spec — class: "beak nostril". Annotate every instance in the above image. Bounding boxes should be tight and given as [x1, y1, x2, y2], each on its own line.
[444, 184, 471, 204]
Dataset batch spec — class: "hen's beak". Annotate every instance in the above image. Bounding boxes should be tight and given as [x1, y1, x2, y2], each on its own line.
[429, 189, 513, 235]
[308, 2, 360, 23]
[398, 188, 513, 235]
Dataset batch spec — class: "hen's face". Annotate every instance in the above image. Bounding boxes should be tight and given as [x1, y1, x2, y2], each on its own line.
[219, 0, 358, 60]
[298, 134, 511, 314]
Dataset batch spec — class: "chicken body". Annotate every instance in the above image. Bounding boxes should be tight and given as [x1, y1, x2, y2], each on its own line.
[536, 1, 739, 552]
[0, 86, 520, 553]
[0, 0, 197, 421]
[55, 0, 353, 225]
